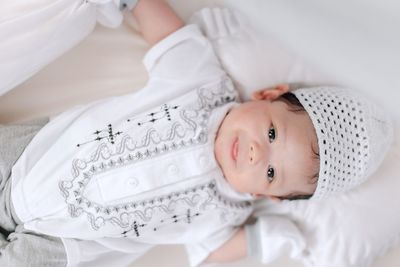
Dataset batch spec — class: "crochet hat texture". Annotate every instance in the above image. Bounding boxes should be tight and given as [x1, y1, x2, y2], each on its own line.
[293, 87, 393, 200]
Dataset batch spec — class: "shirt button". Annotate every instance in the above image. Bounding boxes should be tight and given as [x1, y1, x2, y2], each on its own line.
[126, 177, 138, 187]
[168, 164, 179, 176]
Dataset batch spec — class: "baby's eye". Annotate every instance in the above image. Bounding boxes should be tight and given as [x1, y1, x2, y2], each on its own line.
[266, 165, 275, 182]
[268, 126, 276, 143]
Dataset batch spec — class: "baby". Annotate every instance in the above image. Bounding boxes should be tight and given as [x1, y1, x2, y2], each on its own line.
[0, 0, 392, 267]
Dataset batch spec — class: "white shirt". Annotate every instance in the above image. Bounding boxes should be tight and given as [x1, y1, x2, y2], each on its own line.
[11, 25, 253, 267]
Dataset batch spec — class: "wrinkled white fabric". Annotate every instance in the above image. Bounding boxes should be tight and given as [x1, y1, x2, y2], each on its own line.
[245, 215, 307, 263]
[224, 0, 400, 119]
[189, 7, 335, 101]
[91, 0, 123, 28]
[0, 0, 123, 97]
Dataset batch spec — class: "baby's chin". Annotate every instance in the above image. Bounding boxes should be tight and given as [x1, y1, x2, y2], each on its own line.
[213, 133, 227, 171]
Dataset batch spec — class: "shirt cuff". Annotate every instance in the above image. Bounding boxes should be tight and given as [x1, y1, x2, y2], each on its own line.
[62, 238, 81, 267]
[245, 222, 262, 261]
[185, 227, 238, 267]
[143, 24, 204, 73]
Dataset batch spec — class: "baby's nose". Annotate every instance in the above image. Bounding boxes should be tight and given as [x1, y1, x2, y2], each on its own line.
[249, 142, 263, 165]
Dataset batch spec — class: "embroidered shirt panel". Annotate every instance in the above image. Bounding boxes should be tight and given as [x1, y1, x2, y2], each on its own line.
[55, 78, 252, 239]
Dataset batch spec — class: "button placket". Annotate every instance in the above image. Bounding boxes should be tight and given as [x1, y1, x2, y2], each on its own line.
[126, 177, 139, 187]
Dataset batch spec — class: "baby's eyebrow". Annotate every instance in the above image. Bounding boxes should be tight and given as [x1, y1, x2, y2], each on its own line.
[282, 193, 313, 201]
[308, 141, 320, 184]
[280, 190, 306, 200]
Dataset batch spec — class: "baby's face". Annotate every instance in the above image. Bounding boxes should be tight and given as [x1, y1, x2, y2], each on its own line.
[214, 99, 319, 200]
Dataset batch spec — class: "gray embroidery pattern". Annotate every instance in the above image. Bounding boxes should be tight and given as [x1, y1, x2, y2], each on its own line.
[58, 78, 248, 234]
[60, 180, 251, 237]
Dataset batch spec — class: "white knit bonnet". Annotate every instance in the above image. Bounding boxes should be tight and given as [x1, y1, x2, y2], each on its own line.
[292, 86, 393, 200]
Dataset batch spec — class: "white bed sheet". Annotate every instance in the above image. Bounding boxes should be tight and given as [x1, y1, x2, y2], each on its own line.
[0, 1, 399, 267]
[226, 0, 400, 120]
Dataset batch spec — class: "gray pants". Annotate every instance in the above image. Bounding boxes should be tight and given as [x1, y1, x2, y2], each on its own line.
[0, 119, 67, 267]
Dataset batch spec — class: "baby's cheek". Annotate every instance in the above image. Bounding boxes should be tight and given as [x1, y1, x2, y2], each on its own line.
[246, 169, 264, 191]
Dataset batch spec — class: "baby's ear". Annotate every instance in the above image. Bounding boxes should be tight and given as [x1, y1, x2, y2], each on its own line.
[252, 84, 289, 101]
[268, 196, 282, 203]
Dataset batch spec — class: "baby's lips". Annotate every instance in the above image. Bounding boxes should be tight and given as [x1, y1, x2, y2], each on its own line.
[231, 138, 239, 162]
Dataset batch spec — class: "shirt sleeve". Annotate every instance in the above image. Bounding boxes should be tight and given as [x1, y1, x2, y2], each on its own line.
[184, 227, 238, 267]
[143, 24, 226, 85]
[244, 215, 309, 264]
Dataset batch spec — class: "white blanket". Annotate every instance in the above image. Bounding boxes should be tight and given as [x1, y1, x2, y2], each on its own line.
[225, 0, 400, 120]
[0, 0, 130, 97]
